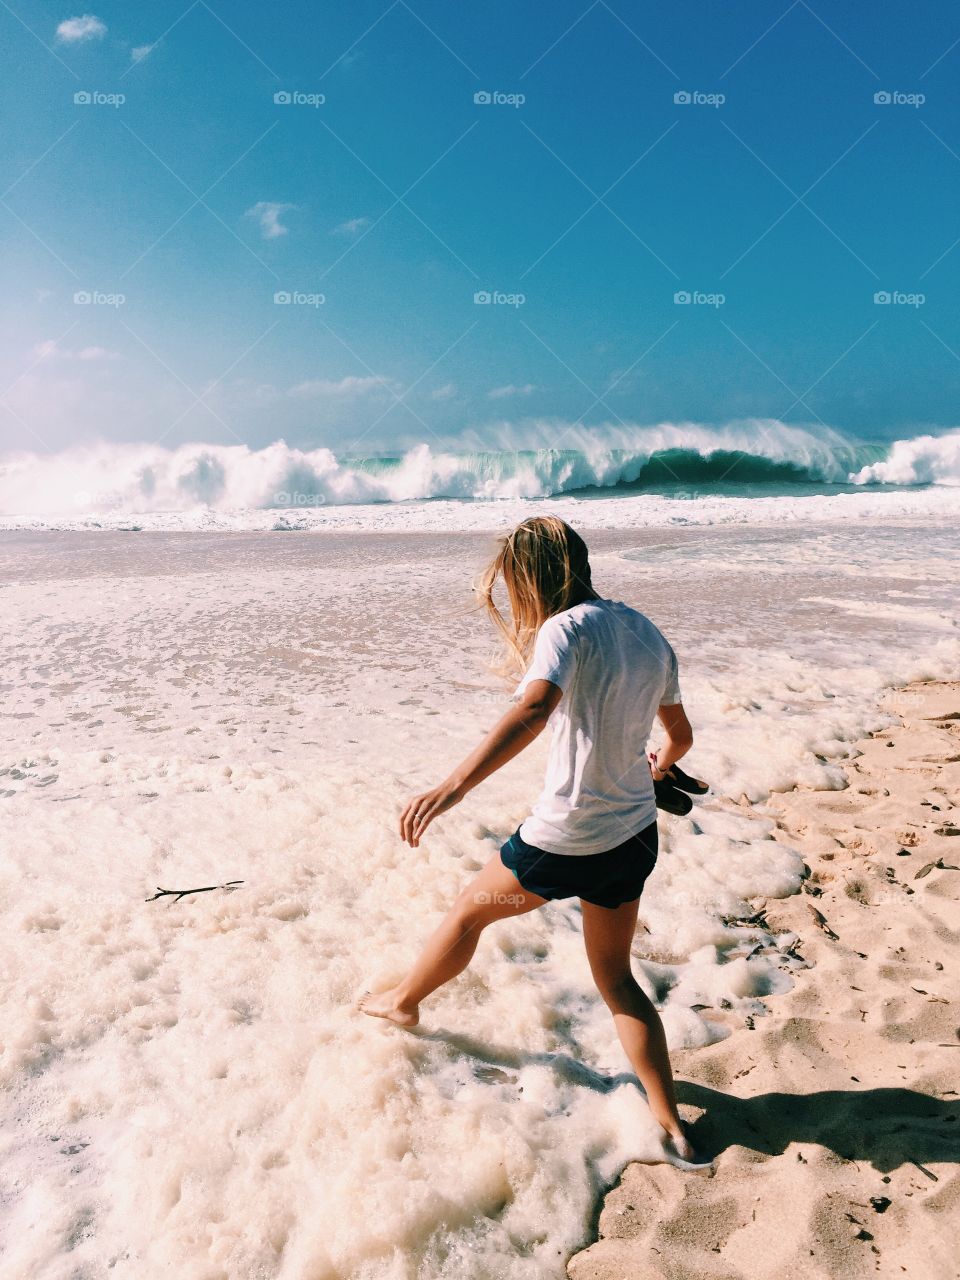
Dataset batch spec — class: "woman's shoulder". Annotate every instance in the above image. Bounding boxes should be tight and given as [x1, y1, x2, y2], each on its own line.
[548, 598, 665, 640]
[545, 598, 606, 632]
[584, 600, 673, 648]
[576, 597, 648, 626]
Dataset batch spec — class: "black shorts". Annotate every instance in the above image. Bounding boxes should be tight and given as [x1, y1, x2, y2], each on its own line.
[500, 819, 658, 910]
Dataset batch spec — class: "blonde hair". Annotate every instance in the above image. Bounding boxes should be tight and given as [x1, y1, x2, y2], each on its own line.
[475, 515, 598, 682]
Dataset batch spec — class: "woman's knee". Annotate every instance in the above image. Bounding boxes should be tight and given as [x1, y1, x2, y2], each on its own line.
[593, 969, 637, 1007]
[450, 888, 493, 933]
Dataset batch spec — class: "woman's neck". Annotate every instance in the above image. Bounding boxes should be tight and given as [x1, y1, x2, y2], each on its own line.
[569, 588, 600, 607]
[552, 589, 600, 616]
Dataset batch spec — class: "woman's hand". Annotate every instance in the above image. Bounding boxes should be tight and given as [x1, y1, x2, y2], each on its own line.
[399, 782, 465, 847]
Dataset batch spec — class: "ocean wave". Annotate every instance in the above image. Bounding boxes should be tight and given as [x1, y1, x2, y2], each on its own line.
[0, 422, 957, 517]
[850, 429, 960, 487]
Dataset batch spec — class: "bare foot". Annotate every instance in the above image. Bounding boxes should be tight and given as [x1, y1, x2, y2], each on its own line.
[664, 1122, 712, 1168]
[358, 988, 420, 1028]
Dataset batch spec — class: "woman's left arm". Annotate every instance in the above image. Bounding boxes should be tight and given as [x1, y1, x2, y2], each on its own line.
[399, 679, 561, 847]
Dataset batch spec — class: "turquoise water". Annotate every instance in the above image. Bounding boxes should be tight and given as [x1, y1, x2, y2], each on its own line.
[1, 427, 954, 518]
[342, 445, 910, 503]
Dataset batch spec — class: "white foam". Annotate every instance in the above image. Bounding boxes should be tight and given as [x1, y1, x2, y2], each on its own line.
[0, 518, 958, 1276]
[0, 478, 958, 534]
[0, 422, 959, 527]
[851, 428, 960, 486]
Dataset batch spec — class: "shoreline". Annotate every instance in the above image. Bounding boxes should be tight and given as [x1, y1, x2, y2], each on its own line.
[569, 678, 960, 1280]
[0, 481, 956, 536]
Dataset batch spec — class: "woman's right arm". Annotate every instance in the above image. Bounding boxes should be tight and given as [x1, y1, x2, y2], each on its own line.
[651, 703, 694, 778]
[397, 679, 562, 847]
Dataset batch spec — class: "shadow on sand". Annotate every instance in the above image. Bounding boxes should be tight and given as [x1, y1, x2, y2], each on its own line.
[416, 1028, 957, 1176]
[677, 1081, 959, 1175]
[414, 1026, 639, 1092]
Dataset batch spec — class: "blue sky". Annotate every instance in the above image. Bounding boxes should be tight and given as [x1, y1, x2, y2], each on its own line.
[2, 0, 959, 455]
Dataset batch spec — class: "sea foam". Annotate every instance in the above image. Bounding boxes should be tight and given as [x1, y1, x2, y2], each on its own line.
[1, 422, 959, 523]
[1, 518, 958, 1277]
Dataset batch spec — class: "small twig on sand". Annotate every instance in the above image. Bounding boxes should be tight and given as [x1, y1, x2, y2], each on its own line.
[806, 902, 840, 940]
[146, 881, 244, 903]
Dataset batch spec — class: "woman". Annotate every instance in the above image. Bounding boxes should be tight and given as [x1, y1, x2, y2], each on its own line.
[361, 515, 707, 1167]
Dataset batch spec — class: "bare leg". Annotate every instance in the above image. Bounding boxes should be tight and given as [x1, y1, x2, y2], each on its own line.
[360, 855, 547, 1026]
[581, 897, 706, 1164]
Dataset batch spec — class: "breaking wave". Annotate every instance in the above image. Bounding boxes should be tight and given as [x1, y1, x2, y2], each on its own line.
[0, 421, 957, 516]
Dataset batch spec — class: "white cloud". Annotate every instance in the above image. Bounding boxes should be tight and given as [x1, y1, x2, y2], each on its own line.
[487, 383, 537, 399]
[430, 383, 457, 401]
[331, 217, 371, 237]
[245, 201, 297, 240]
[130, 43, 154, 62]
[31, 340, 117, 361]
[77, 345, 117, 360]
[56, 14, 106, 42]
[288, 375, 397, 398]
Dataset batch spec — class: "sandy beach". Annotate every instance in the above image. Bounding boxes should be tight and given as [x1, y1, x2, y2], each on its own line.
[571, 678, 960, 1280]
[0, 523, 957, 1278]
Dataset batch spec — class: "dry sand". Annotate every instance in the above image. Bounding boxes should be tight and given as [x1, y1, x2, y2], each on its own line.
[569, 679, 960, 1280]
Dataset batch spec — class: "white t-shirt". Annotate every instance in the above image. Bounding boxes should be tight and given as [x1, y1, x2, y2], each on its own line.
[511, 598, 681, 856]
